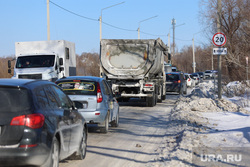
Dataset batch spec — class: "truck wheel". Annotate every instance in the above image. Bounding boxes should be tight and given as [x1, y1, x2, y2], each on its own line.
[146, 91, 155, 107]
[158, 86, 163, 103]
[154, 88, 158, 105]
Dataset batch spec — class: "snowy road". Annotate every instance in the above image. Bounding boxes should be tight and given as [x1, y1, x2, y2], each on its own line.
[59, 94, 180, 167]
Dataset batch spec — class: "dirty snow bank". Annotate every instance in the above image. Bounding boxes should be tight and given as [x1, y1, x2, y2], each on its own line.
[150, 80, 250, 167]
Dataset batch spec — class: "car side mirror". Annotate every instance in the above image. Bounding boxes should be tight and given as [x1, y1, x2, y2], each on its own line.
[59, 67, 64, 72]
[59, 58, 63, 65]
[8, 60, 11, 68]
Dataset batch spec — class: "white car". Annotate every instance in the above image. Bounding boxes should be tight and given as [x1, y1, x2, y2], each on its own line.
[192, 73, 200, 85]
[185, 73, 195, 87]
[204, 70, 214, 79]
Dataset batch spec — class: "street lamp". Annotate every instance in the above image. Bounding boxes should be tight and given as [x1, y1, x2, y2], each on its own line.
[170, 18, 185, 57]
[138, 15, 158, 39]
[99, 2, 125, 41]
[192, 30, 203, 73]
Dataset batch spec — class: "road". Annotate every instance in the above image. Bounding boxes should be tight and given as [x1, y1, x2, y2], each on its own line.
[59, 93, 182, 167]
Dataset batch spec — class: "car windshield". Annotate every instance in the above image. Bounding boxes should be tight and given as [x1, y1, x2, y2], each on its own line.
[166, 74, 179, 81]
[16, 55, 55, 68]
[205, 71, 212, 73]
[0, 87, 31, 112]
[57, 80, 97, 95]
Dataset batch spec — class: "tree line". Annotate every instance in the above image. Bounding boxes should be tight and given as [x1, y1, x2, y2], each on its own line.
[173, 0, 249, 82]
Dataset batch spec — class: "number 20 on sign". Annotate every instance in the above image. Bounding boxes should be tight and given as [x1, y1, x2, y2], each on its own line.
[212, 32, 226, 47]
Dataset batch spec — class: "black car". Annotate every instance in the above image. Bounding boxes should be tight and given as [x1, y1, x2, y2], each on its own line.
[0, 79, 87, 167]
[165, 72, 187, 94]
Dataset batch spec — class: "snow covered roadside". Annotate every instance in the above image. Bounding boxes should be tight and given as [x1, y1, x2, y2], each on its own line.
[152, 80, 250, 167]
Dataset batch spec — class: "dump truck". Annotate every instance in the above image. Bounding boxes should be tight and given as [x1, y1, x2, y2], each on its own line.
[100, 38, 168, 107]
[8, 40, 76, 81]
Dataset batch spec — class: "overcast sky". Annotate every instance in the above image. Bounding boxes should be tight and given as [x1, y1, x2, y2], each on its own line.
[0, 0, 210, 57]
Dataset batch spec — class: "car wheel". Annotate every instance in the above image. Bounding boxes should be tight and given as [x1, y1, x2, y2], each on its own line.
[111, 110, 119, 127]
[42, 138, 59, 167]
[100, 112, 109, 133]
[70, 128, 87, 160]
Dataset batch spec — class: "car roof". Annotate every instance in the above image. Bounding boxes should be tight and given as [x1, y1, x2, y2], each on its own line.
[0, 79, 55, 89]
[56, 76, 104, 82]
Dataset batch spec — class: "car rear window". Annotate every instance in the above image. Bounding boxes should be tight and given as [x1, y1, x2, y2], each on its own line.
[57, 80, 97, 95]
[166, 74, 179, 81]
[0, 87, 31, 113]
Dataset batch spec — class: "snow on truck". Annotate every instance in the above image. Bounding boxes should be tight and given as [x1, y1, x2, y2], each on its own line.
[8, 40, 76, 81]
[100, 38, 167, 107]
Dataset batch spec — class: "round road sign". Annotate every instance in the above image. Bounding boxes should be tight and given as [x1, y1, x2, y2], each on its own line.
[212, 32, 226, 47]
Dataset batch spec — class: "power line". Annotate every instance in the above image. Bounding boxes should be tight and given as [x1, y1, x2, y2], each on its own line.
[140, 30, 168, 37]
[50, 1, 97, 21]
[50, 1, 170, 38]
[102, 21, 136, 32]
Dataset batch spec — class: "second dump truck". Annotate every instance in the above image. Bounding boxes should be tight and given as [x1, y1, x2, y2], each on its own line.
[100, 38, 167, 107]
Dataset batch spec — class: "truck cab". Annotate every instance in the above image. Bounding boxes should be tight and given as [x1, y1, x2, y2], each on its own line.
[8, 40, 76, 81]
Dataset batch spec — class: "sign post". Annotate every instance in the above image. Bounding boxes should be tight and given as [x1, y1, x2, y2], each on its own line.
[246, 56, 249, 81]
[212, 32, 227, 99]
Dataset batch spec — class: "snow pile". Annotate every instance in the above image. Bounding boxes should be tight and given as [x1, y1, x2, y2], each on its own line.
[152, 80, 250, 167]
[223, 81, 250, 97]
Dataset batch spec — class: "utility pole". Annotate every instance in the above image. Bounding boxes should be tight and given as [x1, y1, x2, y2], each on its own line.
[217, 0, 222, 99]
[47, 0, 50, 41]
[168, 33, 171, 64]
[172, 18, 176, 57]
[192, 38, 196, 73]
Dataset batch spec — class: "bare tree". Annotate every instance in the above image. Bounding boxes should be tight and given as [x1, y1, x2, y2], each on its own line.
[200, 0, 250, 81]
[0, 56, 15, 78]
[76, 52, 100, 76]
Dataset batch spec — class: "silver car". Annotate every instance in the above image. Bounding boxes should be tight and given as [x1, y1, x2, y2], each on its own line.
[56, 76, 119, 133]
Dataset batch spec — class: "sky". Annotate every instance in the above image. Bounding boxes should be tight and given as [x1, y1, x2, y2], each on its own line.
[0, 0, 210, 57]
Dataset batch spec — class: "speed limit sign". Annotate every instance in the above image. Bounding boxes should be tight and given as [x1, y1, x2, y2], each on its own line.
[212, 32, 226, 46]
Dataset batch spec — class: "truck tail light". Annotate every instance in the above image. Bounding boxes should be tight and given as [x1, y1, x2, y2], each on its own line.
[10, 114, 45, 129]
[97, 82, 103, 103]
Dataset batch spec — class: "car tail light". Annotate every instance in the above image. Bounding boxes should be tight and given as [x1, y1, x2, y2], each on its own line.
[144, 84, 153, 87]
[174, 80, 181, 84]
[10, 114, 45, 129]
[97, 82, 103, 103]
[10, 115, 26, 126]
